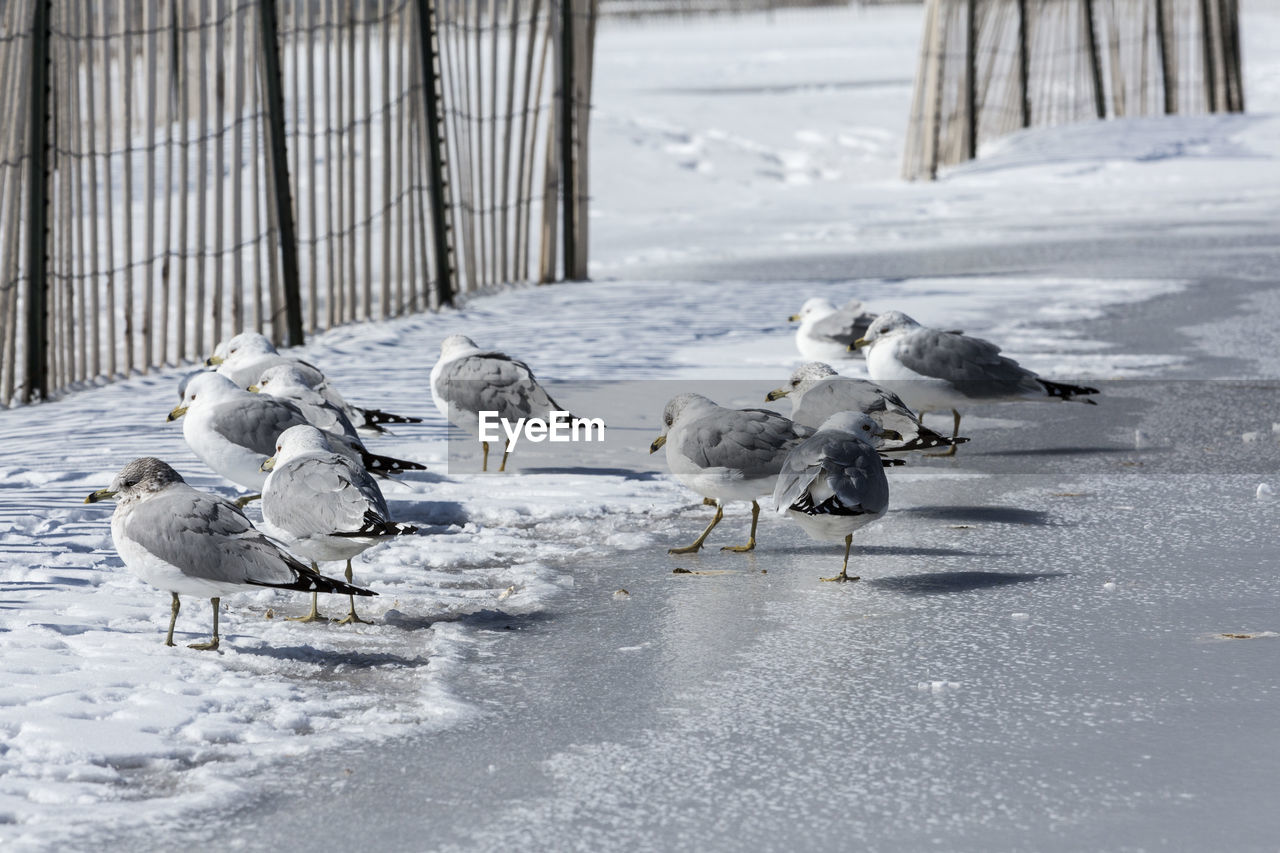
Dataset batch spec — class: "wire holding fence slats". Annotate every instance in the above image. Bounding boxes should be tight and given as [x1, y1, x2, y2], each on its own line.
[0, 0, 596, 407]
[903, 0, 1245, 181]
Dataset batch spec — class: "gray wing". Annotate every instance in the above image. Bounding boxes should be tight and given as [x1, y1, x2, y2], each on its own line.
[262, 454, 390, 537]
[436, 352, 566, 421]
[676, 408, 812, 480]
[808, 309, 876, 346]
[122, 486, 311, 586]
[207, 396, 310, 456]
[793, 378, 936, 449]
[773, 432, 889, 515]
[895, 329, 1041, 397]
[273, 386, 360, 442]
[792, 378, 895, 428]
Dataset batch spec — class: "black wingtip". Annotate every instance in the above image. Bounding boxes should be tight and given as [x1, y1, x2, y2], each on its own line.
[361, 407, 424, 426]
[332, 512, 420, 538]
[359, 450, 429, 475]
[1039, 379, 1101, 402]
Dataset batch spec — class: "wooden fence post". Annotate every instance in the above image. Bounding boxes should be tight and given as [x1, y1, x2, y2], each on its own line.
[559, 0, 578, 279]
[1082, 0, 1105, 119]
[1198, 0, 1218, 112]
[24, 0, 52, 402]
[413, 0, 456, 308]
[1154, 0, 1175, 114]
[256, 0, 305, 347]
[1017, 0, 1030, 128]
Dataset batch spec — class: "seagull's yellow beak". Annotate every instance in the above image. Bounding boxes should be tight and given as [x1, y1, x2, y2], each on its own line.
[849, 337, 869, 351]
[787, 314, 801, 322]
[205, 355, 223, 366]
[260, 455, 276, 472]
[167, 404, 188, 421]
[880, 428, 903, 442]
[84, 488, 117, 504]
[765, 388, 789, 402]
[649, 434, 667, 454]
[247, 384, 260, 393]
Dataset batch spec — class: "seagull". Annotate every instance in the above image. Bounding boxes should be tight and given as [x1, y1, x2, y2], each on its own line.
[209, 332, 422, 433]
[261, 426, 418, 624]
[169, 373, 423, 502]
[852, 311, 1099, 455]
[84, 457, 376, 650]
[774, 412, 891, 582]
[789, 298, 877, 362]
[650, 393, 813, 554]
[430, 335, 587, 472]
[765, 362, 966, 453]
[250, 364, 366, 447]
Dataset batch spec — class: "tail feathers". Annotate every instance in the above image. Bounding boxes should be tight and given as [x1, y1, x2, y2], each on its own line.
[332, 510, 419, 538]
[248, 568, 377, 597]
[359, 449, 428, 475]
[359, 407, 424, 427]
[1039, 379, 1100, 403]
[880, 456, 907, 467]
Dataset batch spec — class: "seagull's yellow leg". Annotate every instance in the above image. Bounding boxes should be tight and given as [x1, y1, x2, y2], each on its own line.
[188, 598, 221, 650]
[822, 534, 861, 583]
[669, 503, 724, 554]
[482, 441, 489, 472]
[721, 500, 760, 553]
[234, 493, 262, 508]
[335, 559, 370, 626]
[498, 441, 510, 472]
[165, 593, 180, 647]
[926, 409, 962, 457]
[288, 564, 328, 622]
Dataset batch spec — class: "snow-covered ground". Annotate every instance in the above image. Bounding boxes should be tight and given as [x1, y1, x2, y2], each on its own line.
[5, 4, 1280, 850]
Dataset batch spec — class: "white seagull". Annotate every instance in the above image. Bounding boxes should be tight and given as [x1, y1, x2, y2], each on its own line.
[766, 362, 965, 453]
[209, 332, 421, 433]
[430, 335, 586, 472]
[650, 393, 813, 554]
[853, 311, 1099, 455]
[789, 298, 877, 362]
[774, 412, 892, 583]
[85, 457, 375, 650]
[169, 373, 423, 501]
[261, 425, 417, 624]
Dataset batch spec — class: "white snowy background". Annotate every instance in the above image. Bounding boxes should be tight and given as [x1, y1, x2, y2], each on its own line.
[3, 4, 1280, 849]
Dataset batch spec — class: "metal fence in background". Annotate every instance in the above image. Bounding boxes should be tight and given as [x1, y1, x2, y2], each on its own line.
[903, 0, 1244, 180]
[0, 0, 596, 406]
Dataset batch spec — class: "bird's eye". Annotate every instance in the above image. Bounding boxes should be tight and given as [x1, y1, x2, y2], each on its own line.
[664, 415, 673, 427]
[791, 380, 799, 387]
[862, 424, 871, 430]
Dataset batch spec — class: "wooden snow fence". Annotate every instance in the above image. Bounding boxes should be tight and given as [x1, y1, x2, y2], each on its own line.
[903, 0, 1244, 180]
[0, 0, 596, 406]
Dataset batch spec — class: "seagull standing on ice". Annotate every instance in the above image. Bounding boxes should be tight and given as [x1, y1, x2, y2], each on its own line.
[774, 412, 893, 583]
[852, 311, 1099, 455]
[430, 335, 586, 472]
[789, 298, 877, 362]
[85, 457, 375, 650]
[650, 393, 813, 554]
[766, 361, 965, 453]
[261, 426, 418, 624]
